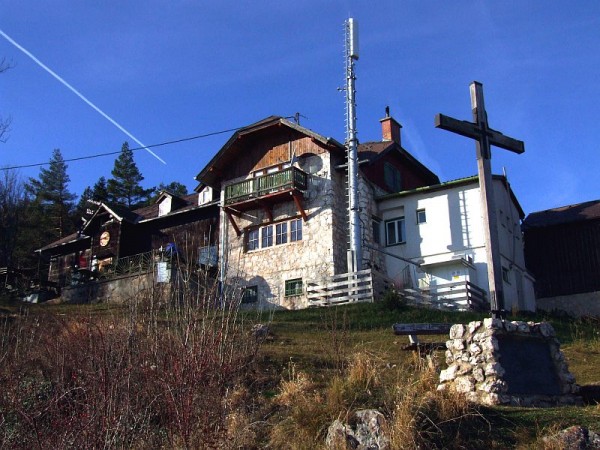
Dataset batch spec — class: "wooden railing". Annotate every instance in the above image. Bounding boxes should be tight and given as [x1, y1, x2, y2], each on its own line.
[224, 167, 308, 205]
[66, 250, 160, 286]
[399, 281, 488, 312]
[307, 269, 374, 306]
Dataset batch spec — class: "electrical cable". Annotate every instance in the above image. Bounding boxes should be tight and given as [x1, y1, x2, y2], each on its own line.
[1, 116, 299, 171]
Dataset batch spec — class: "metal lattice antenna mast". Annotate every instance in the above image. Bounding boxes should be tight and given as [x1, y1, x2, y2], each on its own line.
[345, 18, 361, 271]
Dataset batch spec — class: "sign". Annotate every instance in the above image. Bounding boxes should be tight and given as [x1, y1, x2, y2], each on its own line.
[156, 261, 171, 283]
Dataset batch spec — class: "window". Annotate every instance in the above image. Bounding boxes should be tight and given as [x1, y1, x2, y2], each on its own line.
[502, 267, 511, 284]
[417, 209, 426, 224]
[261, 225, 273, 248]
[247, 229, 259, 251]
[198, 187, 213, 205]
[372, 218, 381, 245]
[290, 219, 303, 242]
[245, 219, 303, 252]
[276, 222, 288, 245]
[158, 197, 172, 217]
[285, 278, 303, 297]
[242, 285, 258, 303]
[384, 162, 402, 192]
[385, 217, 406, 246]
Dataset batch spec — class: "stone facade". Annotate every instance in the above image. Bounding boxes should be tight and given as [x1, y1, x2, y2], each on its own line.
[223, 153, 350, 309]
[438, 318, 581, 407]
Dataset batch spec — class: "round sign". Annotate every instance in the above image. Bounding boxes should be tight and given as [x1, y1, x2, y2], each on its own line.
[100, 231, 111, 247]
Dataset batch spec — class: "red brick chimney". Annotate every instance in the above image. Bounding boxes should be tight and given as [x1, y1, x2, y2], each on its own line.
[380, 106, 402, 144]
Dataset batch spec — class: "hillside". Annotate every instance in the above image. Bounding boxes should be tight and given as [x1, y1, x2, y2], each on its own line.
[1, 298, 599, 448]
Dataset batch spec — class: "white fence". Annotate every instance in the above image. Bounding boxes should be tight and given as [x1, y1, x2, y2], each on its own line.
[307, 269, 374, 306]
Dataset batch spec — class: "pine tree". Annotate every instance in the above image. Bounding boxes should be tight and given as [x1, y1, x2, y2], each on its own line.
[147, 181, 189, 203]
[92, 176, 109, 203]
[26, 148, 76, 241]
[107, 142, 152, 208]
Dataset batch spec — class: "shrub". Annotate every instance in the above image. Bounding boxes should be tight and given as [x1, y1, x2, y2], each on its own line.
[0, 271, 261, 449]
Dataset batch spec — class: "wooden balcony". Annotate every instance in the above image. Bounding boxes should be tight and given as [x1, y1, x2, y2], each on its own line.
[224, 167, 308, 209]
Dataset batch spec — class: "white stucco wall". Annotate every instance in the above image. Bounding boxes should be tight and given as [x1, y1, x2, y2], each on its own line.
[377, 178, 536, 312]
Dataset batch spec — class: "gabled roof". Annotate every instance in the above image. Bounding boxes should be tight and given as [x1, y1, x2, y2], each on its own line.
[378, 174, 525, 219]
[38, 193, 219, 255]
[523, 199, 600, 229]
[358, 140, 440, 184]
[195, 115, 344, 188]
[81, 203, 142, 233]
[36, 232, 90, 254]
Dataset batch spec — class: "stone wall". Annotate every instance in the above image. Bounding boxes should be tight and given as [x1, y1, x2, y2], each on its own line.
[438, 318, 581, 407]
[61, 272, 162, 304]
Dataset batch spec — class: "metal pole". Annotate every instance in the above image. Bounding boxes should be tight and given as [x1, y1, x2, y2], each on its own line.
[346, 18, 361, 272]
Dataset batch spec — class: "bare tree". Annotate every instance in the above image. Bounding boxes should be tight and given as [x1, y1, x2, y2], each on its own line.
[1, 58, 13, 143]
[0, 168, 25, 267]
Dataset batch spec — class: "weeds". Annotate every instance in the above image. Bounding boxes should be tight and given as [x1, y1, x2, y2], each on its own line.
[0, 268, 261, 449]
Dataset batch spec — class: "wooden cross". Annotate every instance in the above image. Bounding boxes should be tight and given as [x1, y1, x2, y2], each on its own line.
[435, 81, 524, 319]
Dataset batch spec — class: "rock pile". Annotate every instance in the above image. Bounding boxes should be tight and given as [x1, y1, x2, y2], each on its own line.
[438, 318, 581, 406]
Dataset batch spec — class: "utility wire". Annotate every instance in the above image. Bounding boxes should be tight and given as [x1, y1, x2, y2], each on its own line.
[2, 116, 300, 171]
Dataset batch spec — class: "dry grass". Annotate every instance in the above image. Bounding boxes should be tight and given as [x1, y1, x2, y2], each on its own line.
[0, 273, 262, 449]
[3, 297, 600, 448]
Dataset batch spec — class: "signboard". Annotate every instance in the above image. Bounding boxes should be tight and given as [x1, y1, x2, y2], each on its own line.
[156, 261, 171, 283]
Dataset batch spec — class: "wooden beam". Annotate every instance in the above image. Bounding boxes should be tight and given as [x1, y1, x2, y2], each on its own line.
[291, 192, 308, 222]
[225, 209, 242, 237]
[435, 114, 524, 154]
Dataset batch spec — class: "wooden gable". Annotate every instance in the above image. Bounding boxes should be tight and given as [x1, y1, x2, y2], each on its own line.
[195, 116, 344, 189]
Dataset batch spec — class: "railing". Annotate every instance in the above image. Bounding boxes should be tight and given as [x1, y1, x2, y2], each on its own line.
[307, 269, 374, 306]
[398, 281, 488, 312]
[224, 167, 308, 205]
[102, 251, 155, 277]
[66, 250, 161, 287]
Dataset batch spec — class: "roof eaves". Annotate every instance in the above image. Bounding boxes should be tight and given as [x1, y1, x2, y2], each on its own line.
[137, 200, 219, 224]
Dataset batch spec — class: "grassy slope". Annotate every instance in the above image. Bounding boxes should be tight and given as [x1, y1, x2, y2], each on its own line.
[6, 299, 600, 447]
[255, 302, 600, 447]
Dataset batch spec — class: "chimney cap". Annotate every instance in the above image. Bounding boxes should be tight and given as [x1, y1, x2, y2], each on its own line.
[379, 108, 402, 144]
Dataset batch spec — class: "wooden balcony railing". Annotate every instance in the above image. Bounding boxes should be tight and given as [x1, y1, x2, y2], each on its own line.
[224, 167, 308, 206]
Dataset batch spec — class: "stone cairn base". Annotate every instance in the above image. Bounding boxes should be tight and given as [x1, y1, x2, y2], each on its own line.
[438, 318, 581, 407]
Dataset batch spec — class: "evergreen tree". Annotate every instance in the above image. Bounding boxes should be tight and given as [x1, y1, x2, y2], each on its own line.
[157, 181, 188, 197]
[74, 186, 94, 222]
[107, 142, 152, 208]
[147, 181, 189, 203]
[92, 176, 109, 203]
[26, 148, 76, 241]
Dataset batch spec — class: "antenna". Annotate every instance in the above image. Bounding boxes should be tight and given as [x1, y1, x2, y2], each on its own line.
[345, 18, 361, 272]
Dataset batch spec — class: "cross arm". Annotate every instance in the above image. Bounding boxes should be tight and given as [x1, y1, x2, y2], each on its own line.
[435, 113, 524, 154]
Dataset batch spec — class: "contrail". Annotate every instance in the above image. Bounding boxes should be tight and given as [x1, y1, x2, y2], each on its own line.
[0, 29, 166, 164]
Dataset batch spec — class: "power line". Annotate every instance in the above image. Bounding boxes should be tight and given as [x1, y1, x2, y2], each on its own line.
[1, 115, 302, 171]
[1, 125, 246, 171]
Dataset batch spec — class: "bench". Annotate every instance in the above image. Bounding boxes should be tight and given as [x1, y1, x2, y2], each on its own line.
[392, 323, 452, 352]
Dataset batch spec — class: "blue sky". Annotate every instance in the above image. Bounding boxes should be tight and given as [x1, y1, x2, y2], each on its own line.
[1, 1, 598, 215]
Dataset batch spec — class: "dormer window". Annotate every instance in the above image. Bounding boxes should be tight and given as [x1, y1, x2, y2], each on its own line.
[158, 196, 172, 217]
[198, 186, 213, 205]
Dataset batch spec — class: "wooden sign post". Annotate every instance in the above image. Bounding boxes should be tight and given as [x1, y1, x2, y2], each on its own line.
[435, 81, 524, 319]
